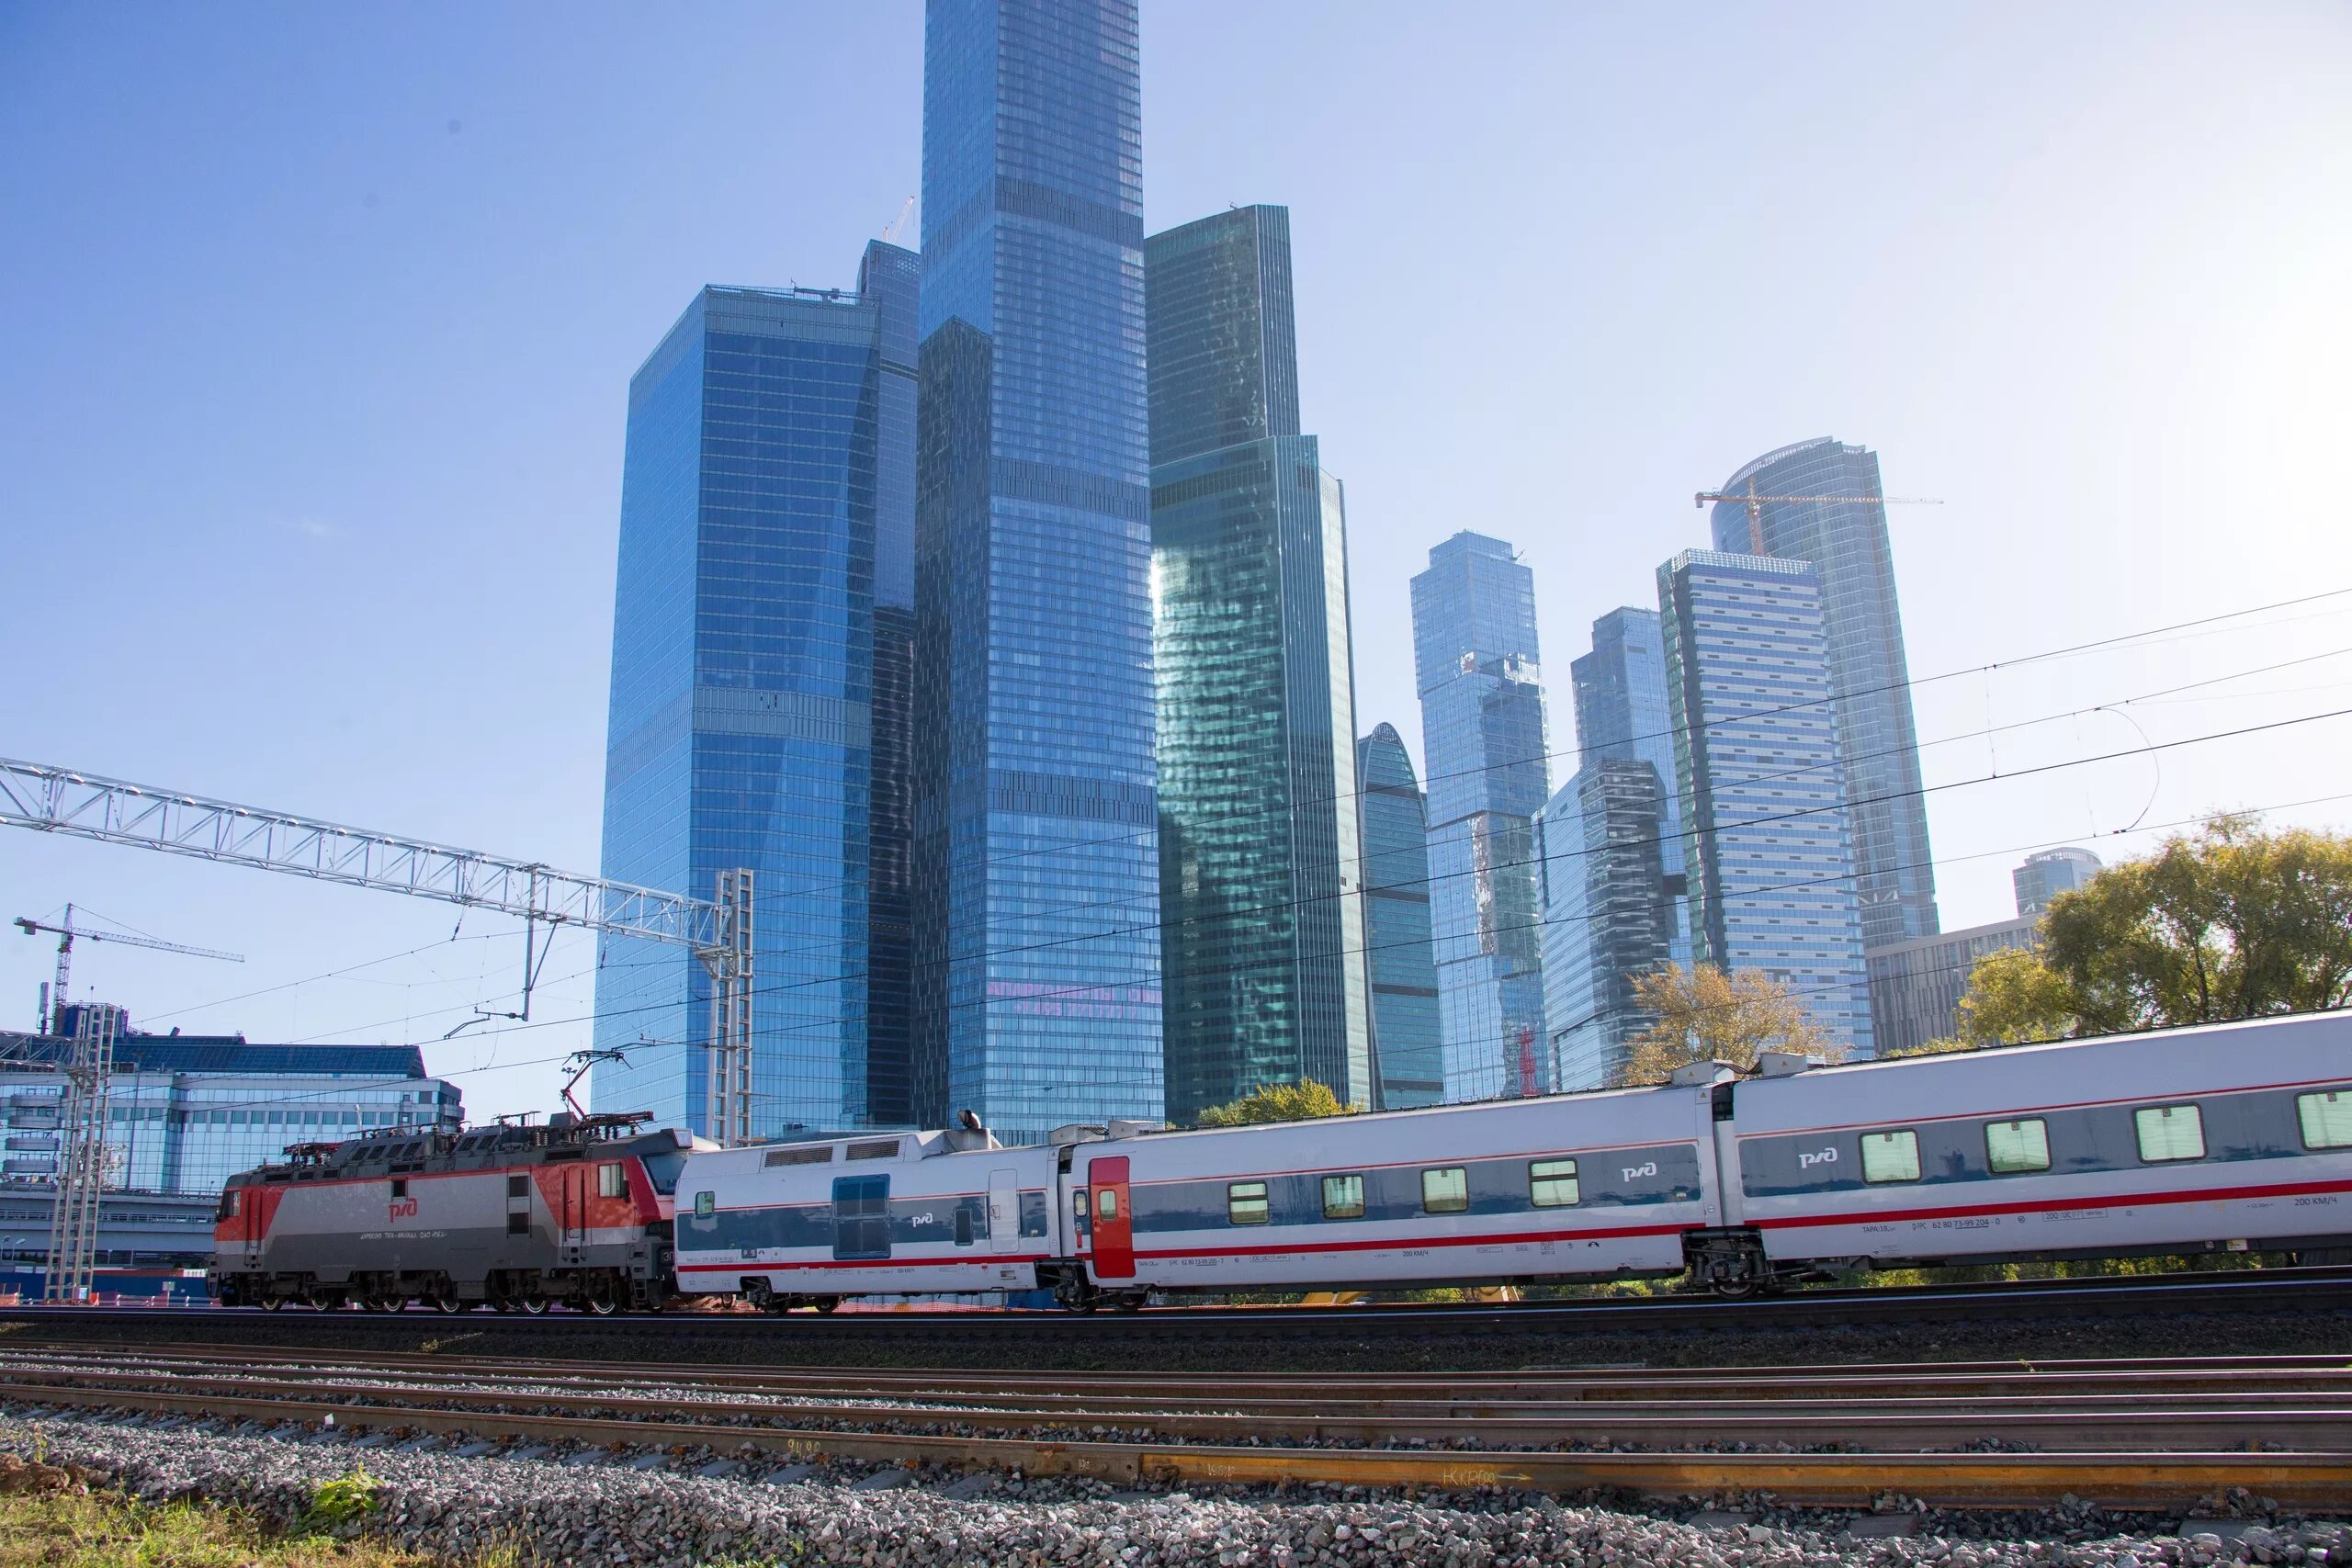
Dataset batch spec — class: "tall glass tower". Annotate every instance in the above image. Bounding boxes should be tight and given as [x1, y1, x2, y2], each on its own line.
[1409, 532, 1551, 1101]
[1148, 205, 1370, 1122]
[1657, 549, 1876, 1055]
[594, 243, 918, 1137]
[1539, 759, 1676, 1089]
[1356, 724, 1443, 1110]
[1567, 606, 1691, 966]
[1710, 439, 1938, 950]
[912, 0, 1162, 1141]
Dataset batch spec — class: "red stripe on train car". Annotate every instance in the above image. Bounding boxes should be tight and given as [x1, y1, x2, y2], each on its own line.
[1749, 1174, 2352, 1230]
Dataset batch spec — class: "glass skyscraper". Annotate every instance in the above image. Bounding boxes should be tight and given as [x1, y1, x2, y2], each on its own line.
[1539, 759, 1676, 1089]
[1567, 606, 1691, 966]
[912, 0, 1163, 1142]
[1710, 439, 1938, 950]
[594, 243, 918, 1138]
[1356, 724, 1443, 1110]
[1148, 205, 1370, 1122]
[1657, 549, 1876, 1055]
[2013, 846, 2101, 916]
[1410, 532, 1551, 1101]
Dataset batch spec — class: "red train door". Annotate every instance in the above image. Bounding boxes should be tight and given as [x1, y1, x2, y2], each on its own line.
[1089, 1156, 1134, 1280]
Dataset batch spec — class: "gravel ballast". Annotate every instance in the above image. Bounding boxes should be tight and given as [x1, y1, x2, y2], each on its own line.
[8, 1409, 2347, 1568]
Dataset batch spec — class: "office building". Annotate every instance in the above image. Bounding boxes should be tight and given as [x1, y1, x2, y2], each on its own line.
[1657, 549, 1876, 1054]
[1566, 605, 1691, 966]
[1, 1012, 459, 1199]
[1148, 205, 1370, 1121]
[1866, 917, 2040, 1055]
[1539, 759, 1678, 1089]
[2014, 846, 2102, 916]
[912, 0, 1163, 1141]
[1710, 439, 1938, 949]
[594, 244, 919, 1138]
[1410, 532, 1552, 1100]
[1357, 724, 1444, 1110]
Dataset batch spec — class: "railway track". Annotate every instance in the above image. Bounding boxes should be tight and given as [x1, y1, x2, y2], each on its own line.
[3, 1340, 2347, 1508]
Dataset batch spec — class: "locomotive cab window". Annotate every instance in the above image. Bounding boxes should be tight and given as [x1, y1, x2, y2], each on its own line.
[597, 1162, 627, 1199]
[217, 1190, 239, 1220]
[1529, 1158, 1580, 1207]
[1227, 1180, 1268, 1225]
[1321, 1174, 1364, 1220]
[2298, 1091, 2352, 1150]
[693, 1190, 715, 1219]
[2134, 1104, 2206, 1163]
[1860, 1131, 1921, 1184]
[1421, 1167, 1468, 1214]
[1984, 1119, 2052, 1174]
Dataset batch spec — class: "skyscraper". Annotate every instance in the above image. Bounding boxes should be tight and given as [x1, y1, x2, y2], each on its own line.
[1148, 205, 1371, 1122]
[1567, 606, 1691, 966]
[1710, 439, 1938, 950]
[594, 245, 917, 1136]
[2014, 846, 2102, 916]
[1410, 532, 1551, 1101]
[1539, 759, 1677, 1089]
[1357, 724, 1443, 1110]
[1657, 548, 1876, 1055]
[912, 0, 1162, 1141]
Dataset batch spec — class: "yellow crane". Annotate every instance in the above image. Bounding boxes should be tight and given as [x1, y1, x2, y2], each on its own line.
[1695, 478, 1942, 554]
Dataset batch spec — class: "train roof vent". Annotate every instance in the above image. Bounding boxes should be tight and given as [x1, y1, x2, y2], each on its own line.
[1757, 1050, 1826, 1077]
[1106, 1119, 1165, 1139]
[1668, 1060, 1736, 1087]
[1046, 1123, 1108, 1147]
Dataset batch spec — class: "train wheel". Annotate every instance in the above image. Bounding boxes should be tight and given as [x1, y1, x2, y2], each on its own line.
[585, 1295, 620, 1316]
[260, 1294, 286, 1313]
[519, 1296, 550, 1315]
[432, 1294, 469, 1314]
[809, 1297, 840, 1314]
[305, 1291, 344, 1312]
[1113, 1292, 1147, 1314]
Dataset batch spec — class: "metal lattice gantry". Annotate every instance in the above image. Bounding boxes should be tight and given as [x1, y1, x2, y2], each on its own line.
[0, 756, 758, 1143]
[43, 1002, 119, 1303]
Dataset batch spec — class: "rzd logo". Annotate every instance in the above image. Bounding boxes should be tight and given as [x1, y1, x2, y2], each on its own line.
[1797, 1147, 1839, 1170]
[388, 1198, 420, 1223]
[1621, 1160, 1658, 1183]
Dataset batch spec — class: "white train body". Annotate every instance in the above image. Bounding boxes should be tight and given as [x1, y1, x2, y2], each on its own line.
[669, 1012, 2352, 1308]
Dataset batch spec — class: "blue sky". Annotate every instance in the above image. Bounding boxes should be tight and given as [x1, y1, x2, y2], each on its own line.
[3, 2, 2346, 1121]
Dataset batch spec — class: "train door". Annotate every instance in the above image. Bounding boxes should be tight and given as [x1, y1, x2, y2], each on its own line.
[560, 1165, 589, 1266]
[240, 1189, 265, 1269]
[1088, 1156, 1134, 1280]
[988, 1169, 1019, 1255]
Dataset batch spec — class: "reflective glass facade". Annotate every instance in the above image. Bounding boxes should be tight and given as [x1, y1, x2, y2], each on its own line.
[1567, 606, 1691, 966]
[1657, 550, 1875, 1054]
[2013, 846, 2101, 917]
[1357, 724, 1443, 1110]
[1710, 439, 1938, 949]
[1148, 206, 1369, 1122]
[1539, 760, 1676, 1090]
[913, 0, 1163, 1142]
[595, 247, 919, 1139]
[1410, 532, 1551, 1101]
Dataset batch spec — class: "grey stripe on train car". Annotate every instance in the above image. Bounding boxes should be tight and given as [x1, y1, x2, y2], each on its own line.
[1740, 1086, 2327, 1199]
[1128, 1143, 1702, 1235]
[681, 1190, 1048, 1256]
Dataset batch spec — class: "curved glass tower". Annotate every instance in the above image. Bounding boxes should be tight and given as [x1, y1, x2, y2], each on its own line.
[1357, 723, 1444, 1109]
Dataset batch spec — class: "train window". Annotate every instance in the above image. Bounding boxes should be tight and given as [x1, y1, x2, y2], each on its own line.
[2297, 1091, 2352, 1150]
[847, 1139, 900, 1161]
[2134, 1104, 2206, 1163]
[1321, 1174, 1364, 1220]
[597, 1163, 626, 1199]
[1860, 1131, 1921, 1184]
[955, 1206, 975, 1247]
[694, 1190, 715, 1218]
[763, 1145, 832, 1168]
[1529, 1158, 1580, 1207]
[1421, 1168, 1468, 1214]
[390, 1179, 408, 1200]
[1227, 1181, 1269, 1225]
[506, 1213, 529, 1235]
[217, 1190, 239, 1221]
[1984, 1119, 2051, 1174]
[1098, 1188, 1120, 1223]
[1072, 1190, 1089, 1231]
[506, 1175, 528, 1199]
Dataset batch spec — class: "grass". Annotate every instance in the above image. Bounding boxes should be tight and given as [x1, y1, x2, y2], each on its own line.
[0, 1484, 512, 1568]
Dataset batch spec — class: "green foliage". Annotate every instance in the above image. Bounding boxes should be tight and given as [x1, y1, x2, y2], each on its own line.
[1959, 814, 2352, 1043]
[1195, 1078, 1360, 1126]
[1621, 963, 1843, 1083]
[300, 1467, 381, 1537]
[1880, 1034, 1974, 1060]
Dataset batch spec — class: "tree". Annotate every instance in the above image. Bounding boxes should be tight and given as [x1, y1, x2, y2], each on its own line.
[1620, 963, 1844, 1085]
[1196, 1078, 1361, 1127]
[1960, 814, 2352, 1043]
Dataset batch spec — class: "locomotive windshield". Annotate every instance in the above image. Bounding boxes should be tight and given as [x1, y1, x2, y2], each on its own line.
[639, 1151, 687, 1194]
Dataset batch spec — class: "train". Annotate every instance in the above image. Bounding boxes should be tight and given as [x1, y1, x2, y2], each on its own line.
[209, 1010, 2352, 1313]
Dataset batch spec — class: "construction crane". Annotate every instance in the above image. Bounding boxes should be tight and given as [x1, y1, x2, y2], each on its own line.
[16, 905, 242, 1035]
[0, 757, 758, 1145]
[878, 195, 916, 247]
[1694, 477, 1943, 555]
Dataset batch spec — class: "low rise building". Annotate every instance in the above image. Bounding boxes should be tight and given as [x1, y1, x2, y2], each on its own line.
[1864, 917, 2039, 1055]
